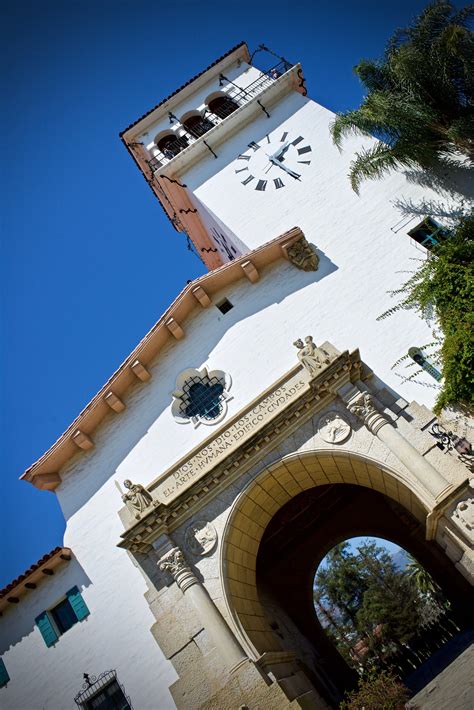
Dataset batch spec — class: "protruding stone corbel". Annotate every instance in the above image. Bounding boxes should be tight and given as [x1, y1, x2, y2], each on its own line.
[71, 429, 94, 450]
[281, 235, 319, 271]
[241, 260, 259, 283]
[166, 317, 185, 340]
[130, 359, 151, 381]
[191, 285, 211, 308]
[104, 391, 126, 412]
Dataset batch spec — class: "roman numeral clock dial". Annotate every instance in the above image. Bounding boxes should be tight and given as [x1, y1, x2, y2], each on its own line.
[234, 133, 312, 191]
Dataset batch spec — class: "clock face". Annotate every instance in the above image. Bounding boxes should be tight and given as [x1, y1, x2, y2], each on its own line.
[234, 131, 312, 191]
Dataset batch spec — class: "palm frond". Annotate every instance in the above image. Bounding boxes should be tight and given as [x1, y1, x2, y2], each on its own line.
[348, 142, 415, 194]
[331, 1, 473, 190]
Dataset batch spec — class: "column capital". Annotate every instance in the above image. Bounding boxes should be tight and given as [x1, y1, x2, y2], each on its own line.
[339, 385, 388, 435]
[158, 546, 198, 593]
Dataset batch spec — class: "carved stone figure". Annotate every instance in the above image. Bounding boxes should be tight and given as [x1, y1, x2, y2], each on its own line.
[185, 521, 218, 556]
[318, 411, 351, 444]
[452, 497, 474, 535]
[286, 237, 319, 271]
[294, 336, 331, 377]
[121, 479, 154, 519]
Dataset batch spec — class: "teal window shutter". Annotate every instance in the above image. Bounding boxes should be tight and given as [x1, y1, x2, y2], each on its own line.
[66, 586, 90, 621]
[35, 611, 58, 647]
[0, 658, 10, 687]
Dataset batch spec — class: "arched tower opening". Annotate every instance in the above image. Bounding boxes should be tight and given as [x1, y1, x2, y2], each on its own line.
[206, 92, 239, 120]
[180, 110, 215, 139]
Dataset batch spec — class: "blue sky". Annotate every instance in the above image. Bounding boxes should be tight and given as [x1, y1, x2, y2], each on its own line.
[2, 0, 438, 586]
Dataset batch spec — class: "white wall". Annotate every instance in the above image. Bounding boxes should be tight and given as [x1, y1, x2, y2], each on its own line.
[181, 91, 465, 250]
[49, 247, 443, 529]
[0, 538, 177, 709]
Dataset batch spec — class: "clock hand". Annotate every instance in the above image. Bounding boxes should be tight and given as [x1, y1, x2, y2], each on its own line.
[269, 157, 300, 180]
[269, 141, 289, 162]
[275, 143, 290, 161]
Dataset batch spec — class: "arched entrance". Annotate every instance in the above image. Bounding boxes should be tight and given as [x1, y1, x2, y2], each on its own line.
[220, 451, 473, 706]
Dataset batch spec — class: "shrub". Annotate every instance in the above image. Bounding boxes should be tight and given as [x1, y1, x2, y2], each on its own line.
[340, 669, 410, 709]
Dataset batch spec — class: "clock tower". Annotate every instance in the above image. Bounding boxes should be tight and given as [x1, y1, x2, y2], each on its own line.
[120, 42, 311, 268]
[120, 41, 443, 408]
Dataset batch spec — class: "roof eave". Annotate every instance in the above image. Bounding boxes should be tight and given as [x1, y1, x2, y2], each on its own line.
[120, 42, 250, 141]
[0, 547, 72, 614]
[21, 227, 305, 490]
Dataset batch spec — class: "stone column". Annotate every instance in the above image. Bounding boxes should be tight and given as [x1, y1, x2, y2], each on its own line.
[158, 547, 246, 670]
[339, 385, 452, 501]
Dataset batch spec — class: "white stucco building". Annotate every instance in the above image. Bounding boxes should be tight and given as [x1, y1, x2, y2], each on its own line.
[1, 43, 472, 710]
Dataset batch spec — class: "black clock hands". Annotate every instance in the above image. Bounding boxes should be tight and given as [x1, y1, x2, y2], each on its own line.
[274, 143, 290, 162]
[237, 135, 310, 189]
[267, 155, 301, 180]
[269, 141, 289, 163]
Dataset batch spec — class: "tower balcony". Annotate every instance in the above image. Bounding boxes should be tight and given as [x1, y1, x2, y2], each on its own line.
[147, 61, 303, 174]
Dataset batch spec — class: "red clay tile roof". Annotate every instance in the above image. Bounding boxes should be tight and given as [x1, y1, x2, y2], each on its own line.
[120, 41, 249, 137]
[0, 546, 71, 598]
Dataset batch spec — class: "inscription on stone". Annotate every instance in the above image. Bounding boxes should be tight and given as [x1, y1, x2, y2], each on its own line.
[153, 372, 308, 504]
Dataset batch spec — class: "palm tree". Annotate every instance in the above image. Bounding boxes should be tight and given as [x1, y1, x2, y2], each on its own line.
[406, 556, 439, 598]
[331, 1, 474, 193]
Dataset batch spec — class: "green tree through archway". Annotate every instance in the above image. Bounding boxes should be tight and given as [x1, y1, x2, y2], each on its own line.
[313, 539, 449, 672]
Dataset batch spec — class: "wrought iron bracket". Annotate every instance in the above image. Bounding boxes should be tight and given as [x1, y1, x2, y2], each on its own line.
[257, 100, 270, 118]
[429, 422, 472, 456]
[203, 140, 218, 159]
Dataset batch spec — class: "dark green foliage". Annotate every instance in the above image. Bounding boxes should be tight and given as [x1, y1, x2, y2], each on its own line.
[315, 541, 429, 669]
[340, 669, 410, 710]
[378, 216, 474, 413]
[316, 543, 367, 628]
[331, 2, 474, 192]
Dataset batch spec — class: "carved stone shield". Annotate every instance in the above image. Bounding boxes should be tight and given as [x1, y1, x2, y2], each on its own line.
[185, 521, 218, 556]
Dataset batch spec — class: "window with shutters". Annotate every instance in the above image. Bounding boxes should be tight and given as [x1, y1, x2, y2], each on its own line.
[407, 217, 449, 250]
[35, 586, 90, 646]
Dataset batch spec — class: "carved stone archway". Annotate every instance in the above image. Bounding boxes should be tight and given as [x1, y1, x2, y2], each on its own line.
[220, 450, 474, 704]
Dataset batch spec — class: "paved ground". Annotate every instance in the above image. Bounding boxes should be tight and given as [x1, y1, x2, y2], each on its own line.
[406, 631, 474, 709]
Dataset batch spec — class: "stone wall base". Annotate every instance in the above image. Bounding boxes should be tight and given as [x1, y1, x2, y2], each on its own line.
[171, 657, 330, 710]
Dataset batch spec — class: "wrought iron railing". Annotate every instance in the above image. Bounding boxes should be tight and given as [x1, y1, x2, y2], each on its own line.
[146, 61, 294, 170]
[184, 117, 216, 138]
[219, 60, 293, 103]
[149, 135, 190, 170]
[74, 670, 133, 708]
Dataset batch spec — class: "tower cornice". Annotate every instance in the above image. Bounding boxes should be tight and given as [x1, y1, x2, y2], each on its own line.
[120, 42, 250, 140]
